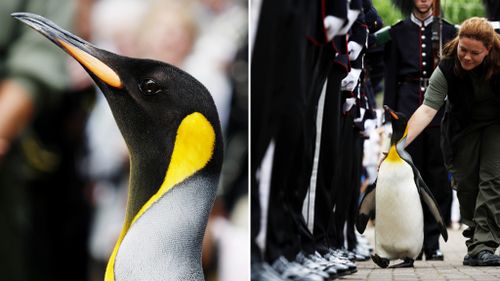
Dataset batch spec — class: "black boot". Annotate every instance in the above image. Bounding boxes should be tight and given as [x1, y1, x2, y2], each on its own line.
[425, 249, 444, 261]
[468, 250, 500, 266]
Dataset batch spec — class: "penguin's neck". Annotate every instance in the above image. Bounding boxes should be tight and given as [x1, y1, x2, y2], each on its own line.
[105, 112, 219, 281]
[386, 145, 402, 162]
[387, 124, 409, 162]
[387, 138, 407, 163]
[129, 112, 216, 224]
[123, 112, 218, 225]
[125, 157, 167, 225]
[103, 153, 170, 281]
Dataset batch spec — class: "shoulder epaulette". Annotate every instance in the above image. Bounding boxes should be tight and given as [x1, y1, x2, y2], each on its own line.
[374, 25, 391, 46]
[441, 18, 454, 26]
[392, 19, 404, 27]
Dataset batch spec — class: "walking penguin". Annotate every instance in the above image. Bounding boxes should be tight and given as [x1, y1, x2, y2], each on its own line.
[356, 105, 447, 268]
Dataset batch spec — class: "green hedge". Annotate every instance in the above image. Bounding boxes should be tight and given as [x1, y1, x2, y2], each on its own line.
[373, 0, 485, 26]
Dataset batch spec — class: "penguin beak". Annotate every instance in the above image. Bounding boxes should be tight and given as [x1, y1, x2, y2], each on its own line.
[12, 12, 123, 89]
[383, 105, 399, 120]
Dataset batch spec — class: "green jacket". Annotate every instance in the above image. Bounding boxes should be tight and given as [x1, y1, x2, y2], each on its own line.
[1, 0, 75, 111]
[0, 3, 75, 280]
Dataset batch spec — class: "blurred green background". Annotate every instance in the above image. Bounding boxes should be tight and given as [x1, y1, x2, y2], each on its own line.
[373, 0, 486, 26]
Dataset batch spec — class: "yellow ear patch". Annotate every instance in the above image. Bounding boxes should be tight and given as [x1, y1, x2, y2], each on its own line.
[58, 39, 123, 88]
[160, 112, 216, 190]
[133, 111, 215, 223]
[104, 112, 215, 281]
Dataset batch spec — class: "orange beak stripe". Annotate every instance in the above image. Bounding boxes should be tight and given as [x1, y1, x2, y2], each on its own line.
[390, 111, 399, 120]
[58, 39, 122, 88]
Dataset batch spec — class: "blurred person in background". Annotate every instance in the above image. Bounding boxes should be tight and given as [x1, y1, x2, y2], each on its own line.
[0, 1, 93, 281]
[483, 0, 500, 21]
[186, 0, 247, 132]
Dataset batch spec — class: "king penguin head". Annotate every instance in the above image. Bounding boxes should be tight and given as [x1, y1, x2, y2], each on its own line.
[13, 12, 225, 280]
[12, 12, 224, 231]
[12, 12, 222, 164]
[384, 105, 408, 145]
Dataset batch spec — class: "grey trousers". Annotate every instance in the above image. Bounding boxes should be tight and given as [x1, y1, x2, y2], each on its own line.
[450, 121, 500, 256]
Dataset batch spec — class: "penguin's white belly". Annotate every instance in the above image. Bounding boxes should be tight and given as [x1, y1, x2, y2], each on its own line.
[375, 160, 423, 260]
[114, 177, 216, 281]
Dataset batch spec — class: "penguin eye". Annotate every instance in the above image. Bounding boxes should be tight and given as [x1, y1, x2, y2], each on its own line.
[139, 79, 163, 95]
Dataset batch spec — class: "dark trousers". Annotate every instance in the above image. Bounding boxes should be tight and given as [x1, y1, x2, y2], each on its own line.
[298, 41, 347, 254]
[252, 0, 318, 262]
[449, 122, 500, 256]
[330, 111, 363, 249]
[265, 107, 316, 261]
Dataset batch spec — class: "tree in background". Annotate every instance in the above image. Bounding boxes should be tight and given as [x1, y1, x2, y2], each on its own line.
[373, 0, 485, 25]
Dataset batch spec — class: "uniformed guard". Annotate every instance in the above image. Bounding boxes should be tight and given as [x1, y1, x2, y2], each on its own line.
[483, 0, 500, 34]
[483, 0, 500, 21]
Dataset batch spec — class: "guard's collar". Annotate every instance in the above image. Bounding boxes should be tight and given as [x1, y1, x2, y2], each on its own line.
[411, 13, 433, 27]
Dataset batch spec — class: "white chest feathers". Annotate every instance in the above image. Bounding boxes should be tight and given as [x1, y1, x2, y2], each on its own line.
[374, 160, 424, 260]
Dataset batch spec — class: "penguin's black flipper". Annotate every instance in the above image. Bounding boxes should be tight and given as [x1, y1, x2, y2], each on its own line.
[357, 181, 376, 234]
[415, 173, 448, 242]
[397, 135, 448, 242]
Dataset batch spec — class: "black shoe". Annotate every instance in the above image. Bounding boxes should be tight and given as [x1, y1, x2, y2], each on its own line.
[252, 261, 291, 281]
[425, 249, 444, 261]
[462, 227, 474, 238]
[463, 254, 471, 266]
[295, 251, 337, 279]
[272, 256, 326, 281]
[324, 249, 357, 271]
[468, 250, 500, 266]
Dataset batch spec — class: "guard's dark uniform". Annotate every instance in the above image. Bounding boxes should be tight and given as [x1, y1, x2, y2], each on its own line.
[383, 14, 456, 258]
[484, 0, 500, 20]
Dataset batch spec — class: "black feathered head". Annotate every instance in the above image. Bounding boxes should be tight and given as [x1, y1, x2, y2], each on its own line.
[384, 105, 408, 145]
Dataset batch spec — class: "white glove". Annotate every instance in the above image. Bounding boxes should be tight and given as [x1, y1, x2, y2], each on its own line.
[348, 41, 363, 61]
[324, 16, 344, 41]
[338, 9, 361, 35]
[341, 68, 362, 92]
[354, 107, 366, 123]
[342, 97, 357, 114]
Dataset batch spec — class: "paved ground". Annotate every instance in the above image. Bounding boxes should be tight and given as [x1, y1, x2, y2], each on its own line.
[342, 226, 500, 280]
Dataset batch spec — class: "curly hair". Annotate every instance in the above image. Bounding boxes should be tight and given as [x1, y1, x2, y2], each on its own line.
[442, 17, 500, 80]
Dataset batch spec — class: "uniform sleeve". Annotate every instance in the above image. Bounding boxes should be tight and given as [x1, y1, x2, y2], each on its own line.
[382, 34, 397, 110]
[363, 0, 383, 33]
[325, 0, 347, 19]
[423, 67, 447, 110]
[348, 15, 368, 69]
[5, 0, 76, 110]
